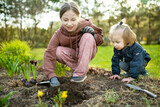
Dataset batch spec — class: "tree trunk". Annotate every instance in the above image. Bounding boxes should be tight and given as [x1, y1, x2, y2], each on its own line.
[4, 0, 8, 41]
[136, 15, 140, 43]
[34, 18, 40, 48]
[50, 22, 54, 39]
[19, 19, 22, 40]
[147, 9, 152, 45]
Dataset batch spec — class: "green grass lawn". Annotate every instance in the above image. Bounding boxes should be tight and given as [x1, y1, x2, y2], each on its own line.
[31, 48, 45, 60]
[31, 45, 160, 79]
[142, 45, 160, 79]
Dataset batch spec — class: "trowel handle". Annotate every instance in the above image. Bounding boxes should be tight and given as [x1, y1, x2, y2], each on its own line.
[143, 90, 157, 98]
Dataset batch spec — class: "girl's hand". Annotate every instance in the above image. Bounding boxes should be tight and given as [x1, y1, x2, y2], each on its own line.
[121, 77, 134, 83]
[81, 26, 95, 37]
[110, 75, 120, 80]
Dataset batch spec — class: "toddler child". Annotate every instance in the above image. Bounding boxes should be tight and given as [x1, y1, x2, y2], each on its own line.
[109, 21, 151, 83]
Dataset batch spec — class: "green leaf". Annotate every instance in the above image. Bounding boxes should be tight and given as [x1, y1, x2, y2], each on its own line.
[32, 65, 37, 79]
[27, 63, 31, 82]
[0, 55, 20, 78]
[141, 0, 149, 4]
[21, 65, 27, 79]
[0, 91, 17, 107]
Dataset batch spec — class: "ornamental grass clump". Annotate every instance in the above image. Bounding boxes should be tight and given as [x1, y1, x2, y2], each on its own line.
[0, 55, 21, 78]
[21, 59, 38, 87]
[21, 62, 32, 87]
[51, 88, 68, 107]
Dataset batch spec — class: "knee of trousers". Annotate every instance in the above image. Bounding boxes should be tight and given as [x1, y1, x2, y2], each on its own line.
[119, 61, 130, 71]
[81, 33, 95, 42]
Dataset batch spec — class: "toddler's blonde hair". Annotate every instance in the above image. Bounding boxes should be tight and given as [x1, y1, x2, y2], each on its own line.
[109, 22, 136, 46]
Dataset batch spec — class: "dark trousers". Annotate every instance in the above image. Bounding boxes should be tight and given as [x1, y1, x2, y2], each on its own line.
[119, 61, 148, 74]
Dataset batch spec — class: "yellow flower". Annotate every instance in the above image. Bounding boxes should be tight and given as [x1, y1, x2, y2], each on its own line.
[61, 91, 68, 99]
[38, 90, 43, 97]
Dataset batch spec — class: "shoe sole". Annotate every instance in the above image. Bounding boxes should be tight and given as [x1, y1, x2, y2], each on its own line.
[50, 83, 61, 87]
[70, 76, 87, 82]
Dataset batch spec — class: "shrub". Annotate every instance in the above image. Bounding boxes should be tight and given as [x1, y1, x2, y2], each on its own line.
[0, 40, 32, 66]
[0, 55, 21, 78]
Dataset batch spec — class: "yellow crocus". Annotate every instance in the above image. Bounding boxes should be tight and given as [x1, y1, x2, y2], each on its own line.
[61, 91, 68, 99]
[38, 90, 43, 97]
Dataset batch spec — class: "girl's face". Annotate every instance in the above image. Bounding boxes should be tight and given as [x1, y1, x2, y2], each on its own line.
[61, 10, 79, 32]
[111, 34, 125, 50]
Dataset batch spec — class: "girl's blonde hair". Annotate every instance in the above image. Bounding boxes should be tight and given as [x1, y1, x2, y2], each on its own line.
[109, 22, 136, 46]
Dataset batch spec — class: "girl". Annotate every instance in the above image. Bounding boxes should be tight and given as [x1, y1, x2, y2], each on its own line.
[109, 21, 151, 83]
[43, 2, 104, 87]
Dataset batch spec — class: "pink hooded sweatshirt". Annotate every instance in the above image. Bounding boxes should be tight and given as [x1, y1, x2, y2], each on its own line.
[43, 19, 104, 79]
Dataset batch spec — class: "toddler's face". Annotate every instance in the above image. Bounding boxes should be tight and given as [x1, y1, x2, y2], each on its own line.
[61, 10, 79, 32]
[111, 34, 125, 50]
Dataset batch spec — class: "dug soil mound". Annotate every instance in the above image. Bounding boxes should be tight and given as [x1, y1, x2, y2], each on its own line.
[0, 67, 160, 107]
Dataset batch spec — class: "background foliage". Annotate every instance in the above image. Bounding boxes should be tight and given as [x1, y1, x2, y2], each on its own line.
[0, 0, 160, 47]
[0, 0, 160, 78]
[0, 40, 32, 65]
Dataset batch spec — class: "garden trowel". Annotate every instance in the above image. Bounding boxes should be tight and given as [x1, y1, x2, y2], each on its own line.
[124, 84, 157, 98]
[37, 81, 50, 87]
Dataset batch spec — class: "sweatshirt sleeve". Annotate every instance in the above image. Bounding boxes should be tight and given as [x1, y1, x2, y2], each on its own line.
[43, 33, 59, 79]
[111, 49, 121, 75]
[90, 24, 104, 46]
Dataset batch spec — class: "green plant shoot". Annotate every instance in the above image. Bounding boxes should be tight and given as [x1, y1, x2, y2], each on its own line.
[21, 63, 32, 82]
[38, 90, 43, 107]
[35, 90, 48, 107]
[51, 88, 68, 107]
[32, 65, 37, 80]
[21, 64, 27, 80]
[56, 62, 69, 77]
[104, 89, 119, 104]
[0, 87, 17, 107]
[26, 63, 31, 82]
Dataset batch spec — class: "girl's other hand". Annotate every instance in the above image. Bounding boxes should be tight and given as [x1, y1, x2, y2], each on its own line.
[121, 77, 134, 83]
[110, 75, 120, 80]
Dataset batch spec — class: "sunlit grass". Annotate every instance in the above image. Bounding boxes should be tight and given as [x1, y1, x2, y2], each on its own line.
[142, 45, 160, 79]
[31, 45, 160, 79]
[31, 48, 45, 61]
[89, 46, 113, 70]
[31, 48, 45, 66]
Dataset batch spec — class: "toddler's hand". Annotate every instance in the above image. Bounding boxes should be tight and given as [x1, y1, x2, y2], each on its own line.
[121, 77, 134, 83]
[110, 75, 120, 80]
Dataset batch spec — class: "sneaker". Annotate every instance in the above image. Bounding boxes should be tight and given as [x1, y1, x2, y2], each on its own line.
[70, 75, 87, 82]
[141, 70, 149, 76]
[122, 72, 129, 76]
[50, 77, 61, 87]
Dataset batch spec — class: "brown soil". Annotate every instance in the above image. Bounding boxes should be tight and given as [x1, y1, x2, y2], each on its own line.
[0, 66, 160, 107]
